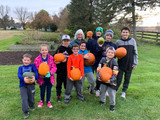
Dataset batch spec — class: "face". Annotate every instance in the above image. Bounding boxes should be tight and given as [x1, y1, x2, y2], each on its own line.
[80, 43, 86, 51]
[22, 57, 32, 66]
[62, 39, 70, 47]
[96, 31, 102, 37]
[72, 47, 79, 55]
[121, 30, 130, 39]
[40, 46, 49, 57]
[77, 33, 83, 40]
[106, 49, 115, 59]
[105, 35, 112, 42]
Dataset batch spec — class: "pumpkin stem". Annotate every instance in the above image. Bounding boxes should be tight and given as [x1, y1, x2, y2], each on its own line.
[72, 66, 75, 69]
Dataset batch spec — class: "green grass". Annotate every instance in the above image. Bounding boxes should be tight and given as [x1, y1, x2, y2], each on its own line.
[0, 43, 160, 120]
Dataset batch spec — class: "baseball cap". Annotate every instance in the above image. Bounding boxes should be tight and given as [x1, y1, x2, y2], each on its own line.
[62, 35, 70, 41]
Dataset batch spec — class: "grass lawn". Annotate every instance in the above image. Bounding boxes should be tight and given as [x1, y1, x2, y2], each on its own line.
[0, 43, 160, 120]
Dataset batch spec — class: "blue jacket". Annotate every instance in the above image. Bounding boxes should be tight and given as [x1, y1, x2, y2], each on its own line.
[17, 64, 39, 87]
[78, 50, 93, 73]
[69, 39, 86, 48]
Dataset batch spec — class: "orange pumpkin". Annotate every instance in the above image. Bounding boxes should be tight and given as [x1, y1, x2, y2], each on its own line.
[99, 67, 112, 82]
[38, 62, 50, 76]
[70, 67, 81, 81]
[84, 53, 95, 66]
[115, 47, 127, 59]
[54, 53, 65, 62]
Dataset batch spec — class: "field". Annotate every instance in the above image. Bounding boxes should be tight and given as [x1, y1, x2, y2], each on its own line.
[0, 42, 160, 120]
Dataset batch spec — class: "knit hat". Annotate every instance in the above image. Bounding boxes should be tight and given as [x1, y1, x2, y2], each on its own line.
[95, 27, 103, 35]
[74, 29, 85, 40]
[87, 31, 93, 39]
[62, 35, 70, 41]
[105, 47, 115, 53]
[104, 30, 114, 38]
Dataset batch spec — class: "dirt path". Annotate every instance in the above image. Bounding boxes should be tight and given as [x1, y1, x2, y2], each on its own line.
[0, 30, 23, 39]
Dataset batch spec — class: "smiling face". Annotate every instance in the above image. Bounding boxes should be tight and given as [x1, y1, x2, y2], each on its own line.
[72, 46, 79, 56]
[105, 35, 112, 42]
[96, 31, 102, 37]
[62, 39, 70, 47]
[22, 57, 32, 66]
[77, 33, 83, 40]
[106, 49, 115, 59]
[80, 43, 86, 51]
[121, 30, 130, 40]
[40, 46, 49, 57]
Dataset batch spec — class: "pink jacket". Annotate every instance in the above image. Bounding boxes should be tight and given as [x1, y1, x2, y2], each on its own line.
[34, 53, 57, 86]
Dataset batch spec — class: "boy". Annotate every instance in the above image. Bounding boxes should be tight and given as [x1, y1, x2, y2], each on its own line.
[64, 43, 85, 104]
[54, 35, 72, 102]
[17, 53, 38, 119]
[78, 41, 95, 94]
[116, 27, 138, 98]
[97, 47, 119, 112]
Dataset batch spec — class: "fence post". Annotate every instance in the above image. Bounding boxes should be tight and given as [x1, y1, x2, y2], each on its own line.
[141, 31, 143, 39]
[156, 32, 158, 42]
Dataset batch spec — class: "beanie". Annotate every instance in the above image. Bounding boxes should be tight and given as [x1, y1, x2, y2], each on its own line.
[87, 31, 93, 39]
[74, 29, 85, 39]
[95, 27, 103, 35]
[104, 29, 114, 38]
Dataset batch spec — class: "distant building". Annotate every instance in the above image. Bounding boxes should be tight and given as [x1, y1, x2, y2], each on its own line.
[6, 23, 24, 30]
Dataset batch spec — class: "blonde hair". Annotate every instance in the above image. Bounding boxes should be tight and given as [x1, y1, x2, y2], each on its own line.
[39, 44, 49, 50]
[23, 53, 32, 60]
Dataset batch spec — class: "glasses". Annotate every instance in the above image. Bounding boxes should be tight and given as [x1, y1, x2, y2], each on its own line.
[72, 48, 79, 51]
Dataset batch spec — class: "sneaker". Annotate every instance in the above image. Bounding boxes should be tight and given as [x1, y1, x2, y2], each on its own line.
[96, 90, 100, 97]
[47, 101, 53, 108]
[99, 101, 105, 105]
[87, 85, 90, 90]
[37, 100, 43, 107]
[64, 101, 69, 105]
[121, 92, 126, 98]
[57, 96, 61, 102]
[110, 105, 115, 112]
[30, 106, 35, 111]
[90, 89, 94, 94]
[105, 91, 109, 96]
[24, 112, 29, 119]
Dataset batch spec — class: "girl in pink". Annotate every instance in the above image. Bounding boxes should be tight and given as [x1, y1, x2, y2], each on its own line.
[34, 44, 57, 108]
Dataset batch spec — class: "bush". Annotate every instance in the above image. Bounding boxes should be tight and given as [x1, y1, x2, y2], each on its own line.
[64, 28, 74, 37]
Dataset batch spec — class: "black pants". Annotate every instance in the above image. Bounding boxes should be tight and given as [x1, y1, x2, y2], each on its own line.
[56, 74, 67, 97]
[116, 69, 132, 92]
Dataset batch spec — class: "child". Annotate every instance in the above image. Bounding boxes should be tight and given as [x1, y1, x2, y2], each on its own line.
[97, 47, 119, 112]
[34, 44, 57, 108]
[116, 27, 138, 98]
[54, 35, 72, 102]
[64, 43, 85, 104]
[17, 53, 38, 119]
[78, 41, 95, 94]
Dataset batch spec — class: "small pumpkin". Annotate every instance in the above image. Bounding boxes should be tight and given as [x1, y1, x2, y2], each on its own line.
[99, 67, 112, 83]
[38, 62, 50, 76]
[84, 53, 95, 66]
[54, 53, 65, 62]
[70, 66, 81, 81]
[115, 47, 127, 59]
[23, 71, 35, 84]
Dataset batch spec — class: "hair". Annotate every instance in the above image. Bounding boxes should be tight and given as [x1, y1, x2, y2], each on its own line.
[74, 29, 85, 40]
[23, 53, 32, 60]
[105, 47, 115, 53]
[80, 41, 86, 45]
[72, 43, 79, 49]
[39, 44, 49, 50]
[121, 27, 130, 32]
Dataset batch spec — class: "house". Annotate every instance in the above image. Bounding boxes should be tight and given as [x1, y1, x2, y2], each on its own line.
[6, 23, 24, 30]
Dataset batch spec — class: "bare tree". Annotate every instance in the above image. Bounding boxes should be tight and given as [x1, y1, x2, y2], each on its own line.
[14, 7, 29, 29]
[0, 5, 10, 29]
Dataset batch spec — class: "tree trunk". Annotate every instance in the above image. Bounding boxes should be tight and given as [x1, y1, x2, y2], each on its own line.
[132, 1, 137, 41]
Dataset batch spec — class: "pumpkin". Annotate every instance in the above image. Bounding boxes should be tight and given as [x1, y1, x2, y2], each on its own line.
[115, 47, 127, 59]
[99, 67, 112, 82]
[38, 62, 50, 76]
[23, 71, 35, 84]
[84, 53, 95, 66]
[70, 67, 81, 81]
[54, 53, 65, 62]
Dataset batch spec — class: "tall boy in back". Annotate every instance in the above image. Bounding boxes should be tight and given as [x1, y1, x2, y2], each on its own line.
[54, 35, 72, 102]
[116, 27, 138, 98]
[17, 53, 38, 119]
[64, 43, 85, 104]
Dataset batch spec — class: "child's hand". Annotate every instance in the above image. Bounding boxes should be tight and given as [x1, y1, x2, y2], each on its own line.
[54, 61, 61, 64]
[24, 77, 29, 83]
[62, 58, 67, 62]
[45, 72, 51, 78]
[70, 77, 73, 81]
[105, 80, 110, 83]
[97, 41, 103, 47]
[98, 76, 102, 81]
[80, 76, 82, 80]
[31, 76, 35, 83]
[132, 65, 136, 70]
[84, 54, 89, 59]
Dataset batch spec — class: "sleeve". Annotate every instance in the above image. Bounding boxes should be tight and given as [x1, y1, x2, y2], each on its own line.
[97, 57, 105, 72]
[34, 58, 39, 70]
[67, 55, 72, 78]
[17, 66, 24, 83]
[86, 38, 92, 51]
[79, 55, 84, 77]
[133, 39, 138, 67]
[32, 64, 39, 80]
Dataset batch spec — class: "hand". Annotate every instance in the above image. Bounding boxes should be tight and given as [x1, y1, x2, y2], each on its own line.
[98, 76, 102, 81]
[132, 65, 136, 70]
[24, 77, 29, 83]
[70, 77, 73, 81]
[105, 80, 110, 83]
[97, 41, 103, 47]
[45, 72, 51, 78]
[62, 58, 67, 62]
[54, 61, 61, 64]
[84, 54, 89, 59]
[80, 76, 82, 80]
[30, 76, 35, 83]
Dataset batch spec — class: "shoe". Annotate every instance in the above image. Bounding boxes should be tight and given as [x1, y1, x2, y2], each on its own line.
[99, 101, 105, 105]
[47, 101, 53, 108]
[90, 89, 94, 95]
[37, 100, 43, 107]
[81, 99, 86, 102]
[121, 92, 126, 98]
[87, 85, 90, 90]
[64, 101, 69, 105]
[105, 91, 109, 96]
[110, 105, 115, 112]
[24, 112, 29, 119]
[96, 90, 100, 97]
[57, 96, 61, 102]
[30, 106, 35, 111]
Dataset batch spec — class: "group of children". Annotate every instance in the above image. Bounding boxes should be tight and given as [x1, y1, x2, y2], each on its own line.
[17, 26, 138, 118]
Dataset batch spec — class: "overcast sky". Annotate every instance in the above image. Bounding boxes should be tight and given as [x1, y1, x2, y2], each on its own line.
[0, 0, 71, 17]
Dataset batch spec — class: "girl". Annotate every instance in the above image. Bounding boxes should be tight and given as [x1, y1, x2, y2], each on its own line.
[34, 44, 57, 108]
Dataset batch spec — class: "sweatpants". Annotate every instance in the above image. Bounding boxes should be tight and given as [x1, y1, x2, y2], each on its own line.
[116, 69, 132, 92]
[56, 74, 67, 97]
[81, 72, 95, 91]
[20, 84, 35, 113]
[40, 78, 52, 103]
[100, 84, 116, 105]
[64, 78, 84, 103]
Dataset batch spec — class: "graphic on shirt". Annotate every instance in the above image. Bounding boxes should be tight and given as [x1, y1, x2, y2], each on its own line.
[22, 66, 32, 73]
[63, 51, 69, 58]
